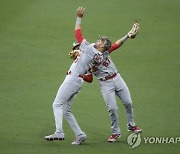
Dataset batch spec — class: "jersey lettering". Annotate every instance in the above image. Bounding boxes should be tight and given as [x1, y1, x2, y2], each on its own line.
[93, 53, 103, 63]
[103, 58, 110, 67]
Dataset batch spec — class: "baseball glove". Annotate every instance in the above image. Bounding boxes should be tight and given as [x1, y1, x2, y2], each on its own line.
[128, 21, 140, 38]
[69, 50, 79, 60]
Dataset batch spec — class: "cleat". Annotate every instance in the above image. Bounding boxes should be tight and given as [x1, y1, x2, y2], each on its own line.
[108, 134, 121, 142]
[128, 124, 142, 133]
[44, 133, 64, 141]
[71, 134, 87, 145]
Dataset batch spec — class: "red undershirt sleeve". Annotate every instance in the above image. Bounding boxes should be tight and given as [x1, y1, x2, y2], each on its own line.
[75, 29, 84, 44]
[108, 43, 120, 53]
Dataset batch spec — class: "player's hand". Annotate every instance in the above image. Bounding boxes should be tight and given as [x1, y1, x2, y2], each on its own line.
[77, 7, 85, 18]
[127, 21, 140, 39]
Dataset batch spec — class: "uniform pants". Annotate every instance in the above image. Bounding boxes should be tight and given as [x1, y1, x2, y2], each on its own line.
[52, 75, 85, 137]
[99, 73, 135, 134]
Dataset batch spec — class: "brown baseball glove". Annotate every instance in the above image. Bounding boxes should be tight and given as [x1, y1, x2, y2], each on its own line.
[69, 50, 79, 60]
[127, 21, 140, 39]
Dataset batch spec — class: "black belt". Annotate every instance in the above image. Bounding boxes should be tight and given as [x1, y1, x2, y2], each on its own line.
[100, 73, 117, 81]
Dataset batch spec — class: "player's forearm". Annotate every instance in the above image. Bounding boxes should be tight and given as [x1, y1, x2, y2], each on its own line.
[116, 35, 129, 46]
[75, 17, 82, 30]
[109, 35, 129, 53]
[74, 16, 84, 43]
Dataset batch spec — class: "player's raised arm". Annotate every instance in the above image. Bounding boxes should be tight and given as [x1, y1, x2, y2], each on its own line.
[75, 7, 85, 43]
[109, 21, 140, 53]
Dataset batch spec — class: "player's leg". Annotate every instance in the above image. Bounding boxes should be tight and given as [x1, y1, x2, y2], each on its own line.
[99, 81, 121, 142]
[52, 81, 71, 134]
[63, 93, 87, 145]
[44, 76, 83, 141]
[54, 76, 83, 132]
[115, 75, 142, 133]
[44, 81, 67, 141]
[115, 76, 135, 126]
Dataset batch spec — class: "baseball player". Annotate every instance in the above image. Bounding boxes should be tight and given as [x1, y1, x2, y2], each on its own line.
[44, 7, 112, 145]
[70, 22, 142, 142]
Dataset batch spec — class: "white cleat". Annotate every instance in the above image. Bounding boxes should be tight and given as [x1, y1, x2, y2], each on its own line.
[71, 134, 87, 145]
[44, 133, 64, 141]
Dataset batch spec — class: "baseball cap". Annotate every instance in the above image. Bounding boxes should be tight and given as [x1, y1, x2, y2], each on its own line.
[72, 41, 80, 50]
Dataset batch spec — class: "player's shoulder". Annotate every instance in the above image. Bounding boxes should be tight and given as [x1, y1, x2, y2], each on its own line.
[84, 40, 90, 45]
[81, 39, 91, 46]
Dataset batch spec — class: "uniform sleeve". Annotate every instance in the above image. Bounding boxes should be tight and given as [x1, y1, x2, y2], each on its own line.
[79, 39, 91, 53]
[108, 43, 119, 54]
[75, 29, 84, 43]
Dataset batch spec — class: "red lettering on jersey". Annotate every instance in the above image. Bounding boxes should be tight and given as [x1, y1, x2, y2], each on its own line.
[103, 58, 110, 67]
[93, 53, 103, 63]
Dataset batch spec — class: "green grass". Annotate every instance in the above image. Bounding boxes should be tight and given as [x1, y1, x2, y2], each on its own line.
[0, 0, 180, 153]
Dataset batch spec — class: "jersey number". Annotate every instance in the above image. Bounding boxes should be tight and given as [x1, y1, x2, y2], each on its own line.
[103, 58, 110, 67]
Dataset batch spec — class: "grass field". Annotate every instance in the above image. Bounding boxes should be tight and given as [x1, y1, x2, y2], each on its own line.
[0, 0, 180, 153]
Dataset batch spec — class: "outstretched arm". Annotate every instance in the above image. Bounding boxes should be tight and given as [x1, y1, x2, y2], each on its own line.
[109, 21, 140, 53]
[75, 7, 85, 43]
[109, 35, 129, 53]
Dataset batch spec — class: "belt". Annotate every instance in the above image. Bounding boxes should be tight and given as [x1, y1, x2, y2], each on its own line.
[100, 73, 117, 81]
[67, 71, 84, 79]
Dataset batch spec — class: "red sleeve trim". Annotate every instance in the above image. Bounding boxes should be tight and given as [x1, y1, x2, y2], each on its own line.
[108, 43, 119, 53]
[75, 29, 84, 43]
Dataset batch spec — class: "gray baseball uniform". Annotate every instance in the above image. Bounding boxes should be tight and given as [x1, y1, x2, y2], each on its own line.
[53, 39, 104, 137]
[94, 51, 135, 135]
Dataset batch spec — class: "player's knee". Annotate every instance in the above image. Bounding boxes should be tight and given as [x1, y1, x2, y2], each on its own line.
[108, 106, 118, 113]
[63, 109, 71, 117]
[52, 101, 63, 109]
[124, 101, 133, 109]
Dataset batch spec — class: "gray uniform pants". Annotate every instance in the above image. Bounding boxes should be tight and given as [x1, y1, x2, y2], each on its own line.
[99, 73, 135, 135]
[52, 75, 85, 137]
